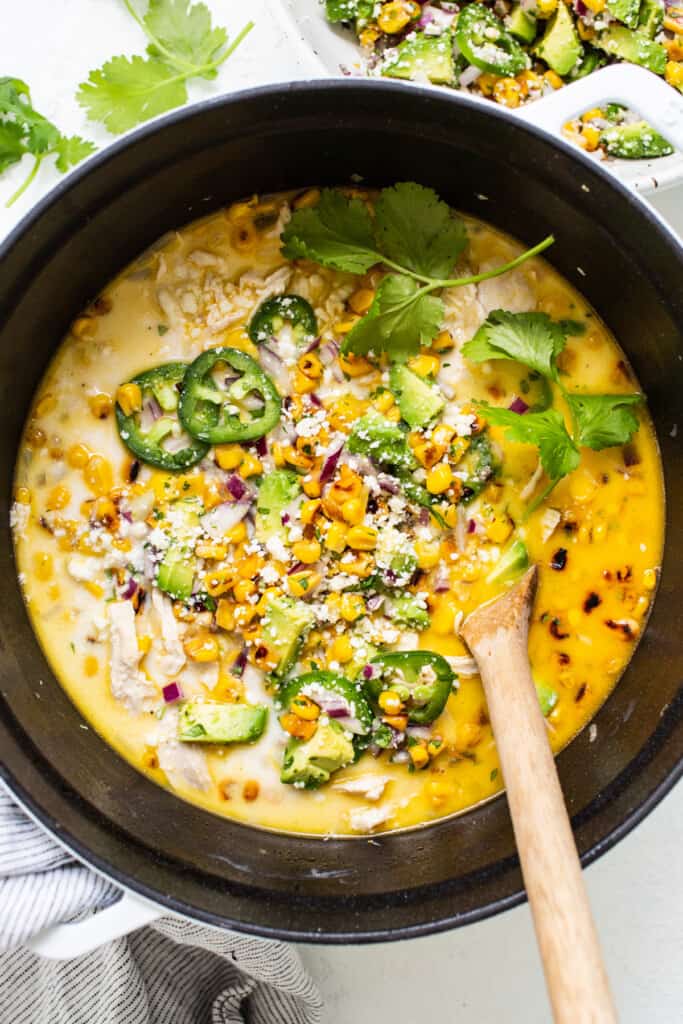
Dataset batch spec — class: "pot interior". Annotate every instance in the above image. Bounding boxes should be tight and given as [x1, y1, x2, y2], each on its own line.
[0, 82, 681, 941]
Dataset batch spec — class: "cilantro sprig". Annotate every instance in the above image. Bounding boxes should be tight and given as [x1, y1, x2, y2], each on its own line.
[0, 78, 95, 207]
[281, 183, 554, 360]
[78, 0, 253, 134]
[468, 310, 643, 510]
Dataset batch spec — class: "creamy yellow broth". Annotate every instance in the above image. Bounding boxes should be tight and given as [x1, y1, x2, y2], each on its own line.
[12, 189, 664, 836]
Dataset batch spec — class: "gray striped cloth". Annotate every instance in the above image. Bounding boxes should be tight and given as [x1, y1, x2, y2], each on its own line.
[0, 788, 322, 1024]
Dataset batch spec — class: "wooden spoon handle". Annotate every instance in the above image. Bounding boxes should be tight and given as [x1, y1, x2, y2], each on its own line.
[463, 569, 617, 1024]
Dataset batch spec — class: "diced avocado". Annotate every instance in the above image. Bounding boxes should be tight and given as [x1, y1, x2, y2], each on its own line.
[637, 0, 664, 38]
[178, 701, 268, 743]
[388, 594, 431, 631]
[261, 595, 315, 678]
[157, 545, 195, 600]
[325, 0, 373, 23]
[534, 2, 583, 76]
[389, 364, 445, 430]
[486, 540, 529, 584]
[507, 5, 538, 43]
[605, 102, 626, 123]
[534, 679, 559, 717]
[595, 26, 666, 73]
[255, 469, 300, 542]
[460, 431, 497, 503]
[382, 30, 456, 86]
[281, 719, 355, 788]
[607, 0, 641, 28]
[568, 46, 606, 79]
[600, 121, 674, 159]
[347, 411, 417, 474]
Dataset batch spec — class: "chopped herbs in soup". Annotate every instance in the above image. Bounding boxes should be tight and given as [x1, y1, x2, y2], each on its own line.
[12, 183, 663, 835]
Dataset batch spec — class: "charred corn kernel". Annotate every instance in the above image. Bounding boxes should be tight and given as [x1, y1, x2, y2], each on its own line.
[281, 712, 317, 740]
[293, 369, 318, 395]
[231, 219, 258, 252]
[335, 316, 361, 336]
[242, 779, 260, 802]
[47, 485, 70, 511]
[301, 499, 322, 525]
[415, 537, 441, 570]
[271, 442, 287, 468]
[432, 423, 456, 448]
[664, 14, 683, 32]
[238, 452, 262, 478]
[486, 516, 513, 544]
[665, 61, 683, 87]
[66, 443, 90, 469]
[373, 390, 395, 414]
[325, 521, 348, 553]
[383, 713, 409, 731]
[378, 690, 403, 715]
[431, 330, 454, 352]
[226, 520, 248, 544]
[142, 747, 159, 771]
[326, 394, 369, 431]
[35, 395, 56, 417]
[346, 525, 378, 550]
[302, 473, 322, 498]
[195, 542, 227, 560]
[340, 592, 366, 622]
[581, 108, 604, 123]
[116, 383, 142, 417]
[293, 188, 320, 210]
[184, 633, 220, 662]
[569, 469, 597, 503]
[409, 744, 430, 769]
[493, 77, 523, 109]
[338, 352, 373, 377]
[206, 567, 238, 597]
[544, 70, 564, 90]
[458, 722, 482, 748]
[89, 393, 113, 419]
[84, 655, 99, 677]
[582, 125, 601, 152]
[34, 552, 53, 581]
[665, 36, 683, 58]
[428, 778, 451, 805]
[15, 486, 31, 505]
[288, 570, 322, 598]
[359, 24, 381, 48]
[137, 635, 152, 655]
[329, 635, 354, 665]
[341, 497, 366, 526]
[343, 553, 375, 578]
[93, 497, 117, 525]
[643, 568, 657, 590]
[291, 539, 322, 564]
[349, 288, 375, 315]
[85, 581, 104, 599]
[577, 20, 595, 40]
[25, 425, 46, 448]
[408, 353, 440, 378]
[517, 69, 543, 94]
[233, 579, 256, 602]
[239, 553, 264, 579]
[84, 454, 113, 496]
[297, 352, 323, 379]
[215, 599, 235, 631]
[377, 0, 420, 33]
[72, 316, 96, 339]
[426, 462, 453, 494]
[281, 442, 313, 471]
[215, 444, 243, 470]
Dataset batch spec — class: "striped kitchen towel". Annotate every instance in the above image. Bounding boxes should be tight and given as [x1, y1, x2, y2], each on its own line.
[0, 787, 322, 1024]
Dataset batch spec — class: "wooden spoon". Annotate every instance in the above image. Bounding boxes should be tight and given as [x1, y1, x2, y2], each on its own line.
[462, 565, 617, 1024]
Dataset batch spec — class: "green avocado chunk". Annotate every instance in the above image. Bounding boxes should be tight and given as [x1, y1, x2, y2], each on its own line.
[178, 701, 268, 743]
[534, 1, 583, 75]
[261, 595, 315, 678]
[157, 546, 195, 600]
[507, 5, 538, 43]
[637, 0, 664, 38]
[607, 0, 641, 28]
[389, 363, 445, 429]
[281, 719, 355, 788]
[486, 540, 529, 584]
[595, 25, 666, 73]
[534, 680, 559, 717]
[325, 0, 374, 23]
[382, 30, 456, 86]
[388, 593, 431, 631]
[255, 469, 300, 542]
[600, 121, 674, 159]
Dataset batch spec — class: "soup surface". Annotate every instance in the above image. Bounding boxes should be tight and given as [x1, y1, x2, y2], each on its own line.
[12, 184, 663, 836]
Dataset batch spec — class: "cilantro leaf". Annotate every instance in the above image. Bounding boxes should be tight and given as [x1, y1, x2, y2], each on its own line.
[480, 404, 580, 482]
[281, 189, 378, 273]
[0, 121, 27, 173]
[54, 135, 97, 173]
[342, 275, 443, 359]
[463, 311, 567, 381]
[143, 0, 229, 77]
[78, 55, 188, 134]
[564, 392, 642, 450]
[374, 182, 467, 280]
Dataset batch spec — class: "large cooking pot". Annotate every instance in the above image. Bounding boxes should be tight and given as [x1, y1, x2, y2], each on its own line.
[1, 81, 682, 945]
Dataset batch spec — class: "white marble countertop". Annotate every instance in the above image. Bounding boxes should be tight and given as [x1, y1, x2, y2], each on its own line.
[1, 3, 681, 1021]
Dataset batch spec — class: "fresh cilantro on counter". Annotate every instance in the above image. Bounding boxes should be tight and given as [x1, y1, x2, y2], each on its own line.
[281, 183, 554, 359]
[78, 0, 253, 134]
[0, 78, 95, 207]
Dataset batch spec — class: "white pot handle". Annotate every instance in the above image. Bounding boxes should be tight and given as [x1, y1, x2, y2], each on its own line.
[514, 63, 683, 153]
[24, 891, 163, 960]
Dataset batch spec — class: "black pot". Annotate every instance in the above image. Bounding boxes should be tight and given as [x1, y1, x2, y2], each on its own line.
[1, 81, 681, 943]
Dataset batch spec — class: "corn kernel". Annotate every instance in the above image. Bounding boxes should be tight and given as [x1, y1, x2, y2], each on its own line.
[231, 218, 258, 252]
[215, 599, 235, 631]
[665, 61, 683, 88]
[346, 525, 378, 550]
[325, 521, 348, 553]
[577, 21, 595, 40]
[137, 635, 152, 655]
[341, 553, 375, 578]
[116, 383, 142, 417]
[664, 14, 683, 32]
[215, 444, 244, 470]
[359, 25, 381, 48]
[377, 0, 420, 33]
[239, 452, 262, 478]
[84, 581, 104, 599]
[544, 70, 564, 90]
[226, 521, 248, 544]
[293, 188, 320, 210]
[46, 484, 70, 511]
[297, 352, 323, 380]
[340, 592, 366, 622]
[291, 694, 321, 721]
[569, 469, 597, 503]
[428, 778, 451, 805]
[184, 633, 220, 662]
[373, 391, 395, 414]
[431, 330, 454, 352]
[290, 539, 321, 564]
[335, 316, 361, 336]
[427, 736, 445, 759]
[385, 406, 401, 423]
[338, 352, 373, 377]
[409, 744, 430, 768]
[66, 443, 90, 469]
[280, 712, 317, 740]
[582, 108, 604, 123]
[493, 77, 523, 109]
[301, 499, 322, 525]
[206, 567, 238, 597]
[426, 462, 453, 495]
[582, 125, 601, 152]
[329, 635, 354, 665]
[665, 38, 683, 60]
[341, 497, 366, 526]
[89, 393, 113, 419]
[415, 537, 441, 570]
[82, 654, 99, 678]
[84, 454, 113, 496]
[288, 570, 321, 598]
[196, 542, 227, 560]
[35, 395, 57, 417]
[349, 288, 375, 315]
[537, 0, 558, 13]
[458, 722, 482, 748]
[378, 690, 403, 715]
[383, 714, 409, 731]
[72, 316, 96, 339]
[15, 486, 31, 505]
[233, 579, 256, 602]
[238, 553, 264, 579]
[486, 515, 513, 544]
[408, 353, 440, 378]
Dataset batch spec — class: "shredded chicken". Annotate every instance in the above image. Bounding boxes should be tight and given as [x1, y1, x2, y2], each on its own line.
[477, 264, 535, 316]
[348, 804, 392, 833]
[333, 775, 391, 802]
[108, 601, 156, 711]
[154, 709, 211, 792]
[151, 588, 186, 677]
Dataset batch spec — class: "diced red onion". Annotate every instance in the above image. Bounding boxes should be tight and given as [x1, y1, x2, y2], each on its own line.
[232, 647, 247, 676]
[121, 510, 133, 523]
[433, 565, 450, 592]
[320, 340, 339, 365]
[362, 664, 376, 680]
[419, 507, 430, 526]
[367, 594, 385, 612]
[508, 396, 529, 414]
[406, 724, 432, 741]
[368, 742, 382, 758]
[281, 512, 290, 525]
[200, 500, 251, 538]
[467, 518, 476, 534]
[287, 560, 307, 575]
[226, 474, 247, 501]
[320, 443, 344, 485]
[574, 0, 588, 13]
[259, 345, 290, 392]
[162, 681, 183, 704]
[223, 373, 240, 386]
[333, 714, 366, 735]
[378, 473, 400, 495]
[304, 336, 321, 353]
[139, 397, 162, 430]
[122, 577, 138, 600]
[254, 436, 268, 457]
[309, 393, 322, 407]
